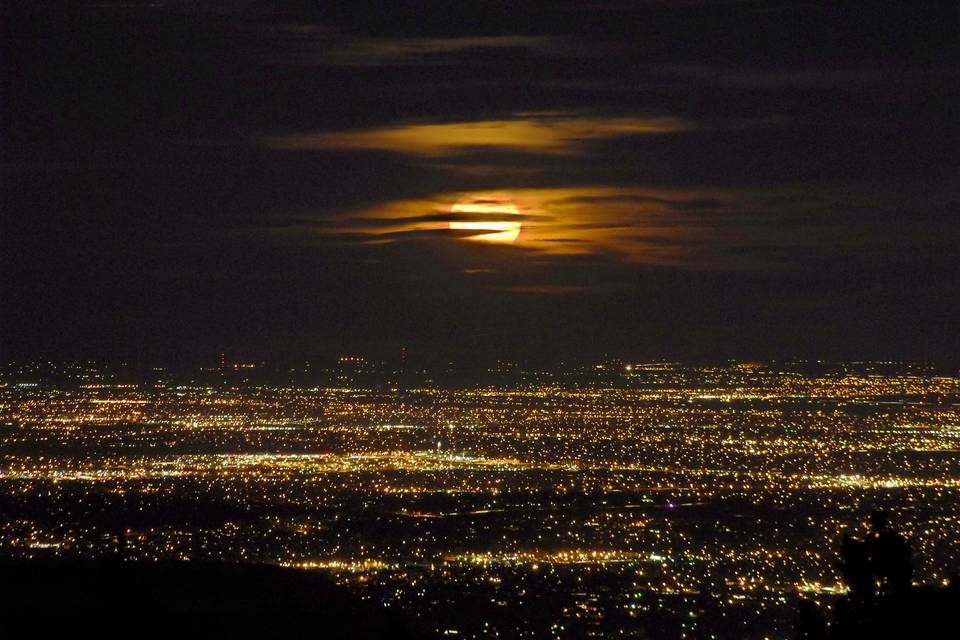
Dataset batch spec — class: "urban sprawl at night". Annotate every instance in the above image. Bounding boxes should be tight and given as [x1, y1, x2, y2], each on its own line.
[2, 359, 957, 639]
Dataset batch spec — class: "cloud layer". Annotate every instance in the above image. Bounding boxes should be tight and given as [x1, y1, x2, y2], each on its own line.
[3, 1, 958, 362]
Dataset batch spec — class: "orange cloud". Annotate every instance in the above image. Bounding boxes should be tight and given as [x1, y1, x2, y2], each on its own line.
[312, 185, 848, 270]
[262, 115, 692, 156]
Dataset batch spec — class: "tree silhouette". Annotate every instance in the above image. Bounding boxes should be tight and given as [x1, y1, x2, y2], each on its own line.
[797, 511, 959, 640]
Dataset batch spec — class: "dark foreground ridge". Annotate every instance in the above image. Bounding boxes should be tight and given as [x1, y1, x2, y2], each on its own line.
[797, 512, 960, 640]
[0, 559, 418, 639]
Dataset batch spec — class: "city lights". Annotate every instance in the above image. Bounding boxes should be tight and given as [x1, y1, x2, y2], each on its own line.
[0, 359, 957, 638]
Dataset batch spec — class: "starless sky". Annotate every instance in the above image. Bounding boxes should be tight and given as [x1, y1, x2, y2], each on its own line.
[2, 1, 958, 364]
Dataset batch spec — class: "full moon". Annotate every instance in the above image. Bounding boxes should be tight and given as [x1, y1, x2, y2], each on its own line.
[449, 193, 521, 244]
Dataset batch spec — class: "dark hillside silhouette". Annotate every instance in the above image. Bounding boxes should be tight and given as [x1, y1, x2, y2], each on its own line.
[0, 559, 419, 639]
[797, 512, 959, 640]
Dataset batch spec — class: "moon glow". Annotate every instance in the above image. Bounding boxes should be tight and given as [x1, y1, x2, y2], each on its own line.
[449, 194, 522, 244]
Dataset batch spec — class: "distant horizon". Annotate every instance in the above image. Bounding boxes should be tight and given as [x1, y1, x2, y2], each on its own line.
[4, 355, 956, 379]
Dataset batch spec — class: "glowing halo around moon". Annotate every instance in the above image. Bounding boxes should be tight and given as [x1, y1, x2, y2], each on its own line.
[449, 193, 522, 244]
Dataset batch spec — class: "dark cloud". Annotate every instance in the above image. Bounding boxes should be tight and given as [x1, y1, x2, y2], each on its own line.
[555, 195, 728, 210]
[308, 228, 507, 244]
[345, 213, 552, 227]
[2, 0, 958, 363]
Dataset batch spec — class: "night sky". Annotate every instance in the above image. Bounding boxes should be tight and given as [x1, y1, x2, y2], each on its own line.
[3, 1, 958, 365]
